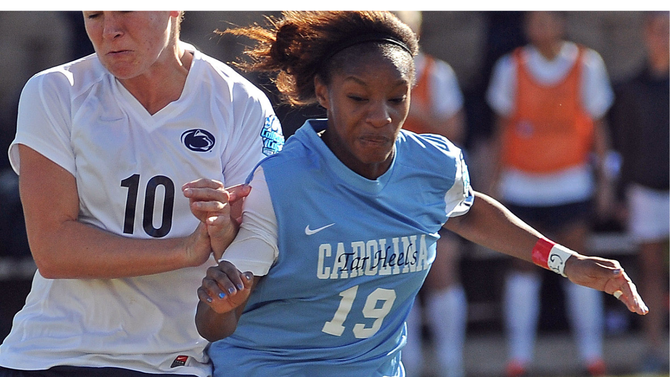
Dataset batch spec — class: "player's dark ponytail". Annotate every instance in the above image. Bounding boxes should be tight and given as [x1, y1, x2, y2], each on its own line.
[222, 11, 418, 107]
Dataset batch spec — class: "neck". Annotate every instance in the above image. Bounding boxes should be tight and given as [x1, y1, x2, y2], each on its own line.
[119, 43, 193, 115]
[535, 40, 563, 61]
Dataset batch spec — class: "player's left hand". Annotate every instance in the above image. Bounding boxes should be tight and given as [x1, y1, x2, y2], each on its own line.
[563, 255, 648, 315]
[197, 260, 254, 314]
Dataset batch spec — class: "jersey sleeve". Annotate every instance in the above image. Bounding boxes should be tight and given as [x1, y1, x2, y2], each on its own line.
[221, 166, 278, 276]
[8, 71, 75, 176]
[580, 48, 614, 119]
[486, 54, 516, 117]
[220, 85, 284, 187]
[444, 148, 474, 217]
[430, 59, 464, 118]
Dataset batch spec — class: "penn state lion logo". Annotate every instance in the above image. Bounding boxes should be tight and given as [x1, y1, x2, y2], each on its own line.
[182, 129, 216, 152]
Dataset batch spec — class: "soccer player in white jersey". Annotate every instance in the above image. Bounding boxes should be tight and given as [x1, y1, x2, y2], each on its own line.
[0, 11, 283, 377]
[189, 11, 647, 377]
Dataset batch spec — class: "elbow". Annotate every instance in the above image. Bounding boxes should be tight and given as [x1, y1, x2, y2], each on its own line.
[30, 245, 60, 279]
[33, 254, 63, 279]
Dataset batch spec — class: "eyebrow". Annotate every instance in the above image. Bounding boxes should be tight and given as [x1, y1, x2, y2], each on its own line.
[342, 75, 409, 88]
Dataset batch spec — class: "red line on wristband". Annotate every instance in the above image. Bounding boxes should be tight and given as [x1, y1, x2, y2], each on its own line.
[532, 238, 556, 269]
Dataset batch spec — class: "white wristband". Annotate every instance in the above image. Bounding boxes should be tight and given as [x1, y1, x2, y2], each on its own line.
[547, 244, 577, 277]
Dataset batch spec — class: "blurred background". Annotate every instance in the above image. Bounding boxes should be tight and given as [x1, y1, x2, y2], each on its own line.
[0, 11, 667, 377]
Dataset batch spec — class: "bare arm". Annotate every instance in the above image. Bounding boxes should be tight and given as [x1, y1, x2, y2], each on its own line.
[19, 145, 215, 279]
[445, 191, 648, 315]
[444, 191, 543, 261]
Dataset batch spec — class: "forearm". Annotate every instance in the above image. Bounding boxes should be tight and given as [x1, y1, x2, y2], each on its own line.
[444, 191, 544, 262]
[26, 218, 201, 279]
[445, 192, 650, 315]
[195, 301, 241, 342]
[19, 145, 211, 279]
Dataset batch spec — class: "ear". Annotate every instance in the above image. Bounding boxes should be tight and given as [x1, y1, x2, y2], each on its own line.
[314, 75, 329, 110]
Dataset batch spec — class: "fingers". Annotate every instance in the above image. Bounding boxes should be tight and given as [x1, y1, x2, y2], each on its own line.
[607, 269, 649, 316]
[198, 261, 254, 312]
[227, 184, 252, 203]
[182, 180, 251, 203]
[568, 256, 649, 316]
[182, 180, 251, 223]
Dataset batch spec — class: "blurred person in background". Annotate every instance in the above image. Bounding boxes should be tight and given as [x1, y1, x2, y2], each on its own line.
[393, 10, 469, 377]
[486, 11, 615, 377]
[609, 11, 669, 374]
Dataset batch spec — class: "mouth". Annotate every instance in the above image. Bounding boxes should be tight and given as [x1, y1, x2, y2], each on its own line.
[107, 49, 132, 56]
[358, 134, 393, 150]
[360, 135, 388, 143]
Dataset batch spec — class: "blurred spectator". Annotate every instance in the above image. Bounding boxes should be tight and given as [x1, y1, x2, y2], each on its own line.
[609, 11, 669, 374]
[394, 11, 468, 377]
[486, 11, 615, 377]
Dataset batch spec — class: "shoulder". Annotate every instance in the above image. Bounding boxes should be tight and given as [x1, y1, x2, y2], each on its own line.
[22, 54, 107, 100]
[491, 52, 517, 78]
[397, 131, 463, 163]
[20, 54, 109, 113]
[575, 43, 607, 70]
[192, 49, 270, 104]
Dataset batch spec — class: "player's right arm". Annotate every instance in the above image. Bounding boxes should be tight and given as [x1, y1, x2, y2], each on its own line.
[18, 145, 215, 279]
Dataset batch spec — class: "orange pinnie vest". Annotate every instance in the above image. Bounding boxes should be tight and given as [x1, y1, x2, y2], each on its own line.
[502, 46, 594, 173]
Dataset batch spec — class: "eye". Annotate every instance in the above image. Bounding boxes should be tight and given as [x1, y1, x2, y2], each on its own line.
[347, 95, 367, 102]
[389, 95, 407, 105]
[84, 12, 101, 19]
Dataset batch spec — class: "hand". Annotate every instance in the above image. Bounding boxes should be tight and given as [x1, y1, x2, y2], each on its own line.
[182, 179, 251, 224]
[182, 179, 252, 259]
[564, 255, 649, 315]
[182, 222, 216, 267]
[197, 261, 254, 314]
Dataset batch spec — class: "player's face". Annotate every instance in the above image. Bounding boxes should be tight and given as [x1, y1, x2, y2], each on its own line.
[83, 11, 179, 80]
[315, 49, 412, 180]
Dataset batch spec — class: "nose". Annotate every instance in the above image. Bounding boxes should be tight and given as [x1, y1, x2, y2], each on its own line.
[101, 12, 123, 40]
[367, 101, 392, 128]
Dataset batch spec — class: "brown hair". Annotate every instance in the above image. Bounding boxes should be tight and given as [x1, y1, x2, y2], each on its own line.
[221, 11, 418, 106]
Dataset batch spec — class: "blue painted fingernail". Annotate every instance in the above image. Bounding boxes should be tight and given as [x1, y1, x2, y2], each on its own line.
[228, 287, 236, 294]
[206, 297, 213, 303]
[219, 292, 226, 299]
[237, 283, 244, 290]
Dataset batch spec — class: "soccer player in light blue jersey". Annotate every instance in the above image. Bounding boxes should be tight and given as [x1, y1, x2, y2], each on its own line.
[185, 11, 649, 377]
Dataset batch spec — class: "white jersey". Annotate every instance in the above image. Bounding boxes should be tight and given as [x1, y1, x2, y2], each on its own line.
[1, 43, 283, 376]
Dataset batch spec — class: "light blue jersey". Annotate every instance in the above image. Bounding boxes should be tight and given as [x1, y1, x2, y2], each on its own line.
[210, 119, 473, 377]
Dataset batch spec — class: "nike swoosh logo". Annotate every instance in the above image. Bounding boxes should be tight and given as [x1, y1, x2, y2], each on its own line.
[305, 223, 335, 235]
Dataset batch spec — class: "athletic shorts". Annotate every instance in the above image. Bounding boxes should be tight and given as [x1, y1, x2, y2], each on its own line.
[504, 200, 593, 232]
[627, 183, 670, 242]
[0, 366, 196, 377]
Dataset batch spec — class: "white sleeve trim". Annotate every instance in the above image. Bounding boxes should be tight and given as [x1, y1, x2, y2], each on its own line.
[444, 150, 474, 218]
